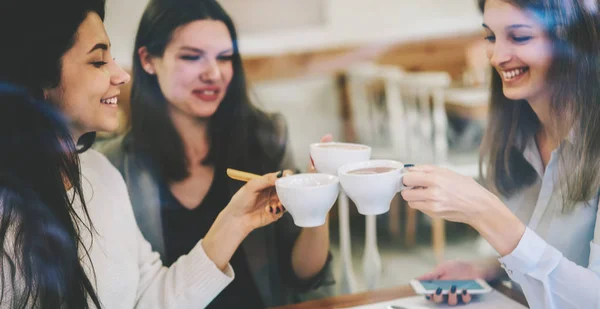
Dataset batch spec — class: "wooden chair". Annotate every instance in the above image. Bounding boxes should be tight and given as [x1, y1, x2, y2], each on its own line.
[345, 63, 464, 277]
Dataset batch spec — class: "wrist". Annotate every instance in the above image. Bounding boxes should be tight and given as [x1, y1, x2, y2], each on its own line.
[472, 197, 526, 257]
[203, 212, 250, 270]
[216, 209, 252, 239]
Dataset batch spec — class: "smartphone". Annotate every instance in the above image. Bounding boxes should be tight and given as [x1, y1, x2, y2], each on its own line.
[410, 279, 492, 295]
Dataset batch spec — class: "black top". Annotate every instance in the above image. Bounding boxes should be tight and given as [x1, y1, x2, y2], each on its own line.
[160, 167, 265, 309]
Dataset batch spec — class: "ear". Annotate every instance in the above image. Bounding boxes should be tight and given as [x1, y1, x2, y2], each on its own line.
[138, 46, 156, 75]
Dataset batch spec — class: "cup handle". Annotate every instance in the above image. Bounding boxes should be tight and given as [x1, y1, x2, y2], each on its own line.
[397, 171, 411, 192]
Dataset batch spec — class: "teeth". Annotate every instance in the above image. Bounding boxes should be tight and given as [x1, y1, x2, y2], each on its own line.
[101, 97, 118, 105]
[201, 90, 215, 95]
[502, 68, 526, 80]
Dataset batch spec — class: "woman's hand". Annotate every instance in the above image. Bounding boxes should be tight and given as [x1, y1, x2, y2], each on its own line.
[401, 165, 526, 256]
[417, 260, 490, 305]
[203, 172, 287, 270]
[400, 165, 496, 224]
[224, 172, 289, 232]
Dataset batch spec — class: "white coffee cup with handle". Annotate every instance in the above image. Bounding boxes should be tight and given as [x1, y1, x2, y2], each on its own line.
[275, 173, 339, 227]
[309, 142, 371, 176]
[338, 160, 410, 215]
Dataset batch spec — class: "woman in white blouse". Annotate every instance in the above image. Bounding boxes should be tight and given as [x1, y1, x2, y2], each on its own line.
[402, 0, 600, 308]
[0, 0, 285, 308]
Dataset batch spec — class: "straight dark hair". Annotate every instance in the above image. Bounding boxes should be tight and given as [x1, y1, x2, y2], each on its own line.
[130, 0, 283, 183]
[478, 0, 600, 211]
[0, 84, 101, 309]
[0, 0, 106, 307]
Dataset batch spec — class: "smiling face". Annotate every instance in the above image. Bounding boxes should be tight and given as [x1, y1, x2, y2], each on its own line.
[45, 12, 130, 138]
[483, 0, 553, 103]
[141, 19, 234, 120]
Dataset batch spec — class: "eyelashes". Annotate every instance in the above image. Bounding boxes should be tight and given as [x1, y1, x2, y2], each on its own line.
[91, 61, 108, 68]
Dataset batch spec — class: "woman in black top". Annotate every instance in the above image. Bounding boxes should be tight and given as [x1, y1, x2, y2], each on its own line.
[98, 0, 334, 307]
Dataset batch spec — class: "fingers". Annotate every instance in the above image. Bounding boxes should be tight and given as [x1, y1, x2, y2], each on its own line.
[263, 188, 285, 215]
[282, 169, 294, 177]
[402, 171, 437, 188]
[246, 172, 278, 192]
[320, 133, 333, 143]
[264, 195, 283, 214]
[407, 164, 438, 173]
[263, 203, 285, 225]
[400, 187, 436, 202]
[448, 285, 458, 306]
[404, 201, 434, 214]
[461, 290, 472, 304]
[432, 287, 444, 303]
[247, 169, 294, 192]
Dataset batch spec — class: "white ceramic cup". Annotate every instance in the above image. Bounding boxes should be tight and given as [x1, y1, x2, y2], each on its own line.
[309, 142, 371, 176]
[338, 160, 409, 215]
[275, 173, 340, 227]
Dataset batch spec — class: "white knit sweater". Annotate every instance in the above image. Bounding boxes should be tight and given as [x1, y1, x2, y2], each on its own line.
[1, 149, 234, 308]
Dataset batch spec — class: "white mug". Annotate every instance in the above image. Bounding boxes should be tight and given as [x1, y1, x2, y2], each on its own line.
[338, 160, 409, 215]
[275, 173, 339, 227]
[309, 142, 371, 176]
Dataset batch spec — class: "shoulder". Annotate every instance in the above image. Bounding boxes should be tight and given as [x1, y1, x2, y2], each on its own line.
[79, 149, 128, 190]
[93, 134, 130, 171]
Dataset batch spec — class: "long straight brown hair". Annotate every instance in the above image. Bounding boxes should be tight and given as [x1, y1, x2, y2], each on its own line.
[130, 0, 283, 183]
[478, 0, 600, 211]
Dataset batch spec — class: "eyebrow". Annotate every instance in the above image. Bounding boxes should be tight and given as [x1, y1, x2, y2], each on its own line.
[180, 46, 204, 53]
[482, 23, 533, 30]
[88, 43, 109, 54]
[507, 24, 533, 29]
[180, 46, 234, 54]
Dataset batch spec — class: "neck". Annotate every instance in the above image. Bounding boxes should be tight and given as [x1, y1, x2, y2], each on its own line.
[527, 93, 568, 144]
[168, 106, 210, 164]
[69, 128, 85, 148]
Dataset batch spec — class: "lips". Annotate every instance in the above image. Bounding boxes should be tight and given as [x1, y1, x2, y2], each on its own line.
[192, 87, 220, 101]
[501, 67, 529, 82]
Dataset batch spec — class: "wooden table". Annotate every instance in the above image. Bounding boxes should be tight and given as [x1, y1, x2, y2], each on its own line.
[270, 283, 528, 309]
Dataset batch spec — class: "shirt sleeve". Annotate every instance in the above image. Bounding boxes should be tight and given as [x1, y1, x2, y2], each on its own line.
[498, 207, 600, 309]
[133, 231, 235, 309]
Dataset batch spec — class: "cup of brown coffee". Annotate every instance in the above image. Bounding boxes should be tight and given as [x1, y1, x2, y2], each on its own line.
[337, 160, 408, 215]
[309, 142, 371, 176]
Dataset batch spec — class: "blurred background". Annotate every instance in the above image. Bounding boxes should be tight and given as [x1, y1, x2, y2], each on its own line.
[104, 0, 495, 296]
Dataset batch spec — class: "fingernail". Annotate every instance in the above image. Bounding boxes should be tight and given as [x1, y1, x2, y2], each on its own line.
[450, 285, 456, 293]
[462, 289, 467, 295]
[436, 288, 442, 295]
[425, 295, 430, 300]
[275, 207, 281, 214]
[277, 170, 284, 178]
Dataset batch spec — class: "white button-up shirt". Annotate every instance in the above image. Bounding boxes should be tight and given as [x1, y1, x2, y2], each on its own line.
[498, 136, 600, 309]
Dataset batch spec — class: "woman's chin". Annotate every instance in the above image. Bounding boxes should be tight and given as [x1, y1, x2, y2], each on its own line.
[96, 120, 120, 134]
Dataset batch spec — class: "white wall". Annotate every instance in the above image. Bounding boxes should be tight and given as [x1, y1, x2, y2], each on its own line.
[104, 0, 482, 67]
[104, 0, 148, 67]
